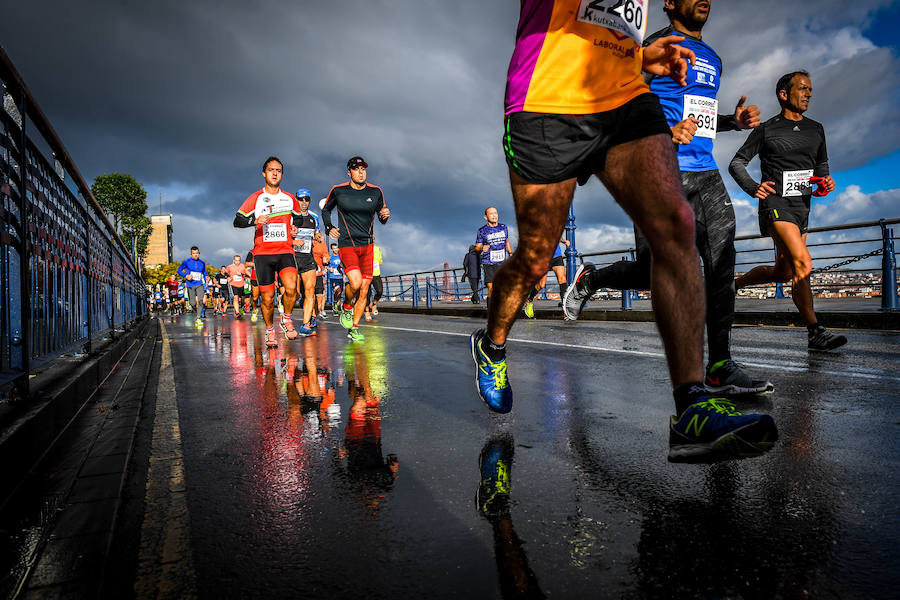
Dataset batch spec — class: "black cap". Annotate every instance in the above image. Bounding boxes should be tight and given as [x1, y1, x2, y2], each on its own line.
[347, 156, 368, 170]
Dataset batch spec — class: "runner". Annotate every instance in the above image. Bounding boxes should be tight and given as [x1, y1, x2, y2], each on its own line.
[322, 156, 390, 341]
[222, 255, 248, 319]
[461, 244, 482, 304]
[562, 0, 773, 395]
[312, 229, 329, 320]
[291, 187, 320, 336]
[245, 250, 259, 321]
[472, 0, 777, 462]
[327, 243, 344, 314]
[153, 285, 165, 313]
[176, 246, 209, 320]
[730, 70, 845, 351]
[364, 237, 384, 321]
[525, 238, 569, 317]
[474, 207, 511, 306]
[233, 156, 302, 348]
[215, 267, 230, 315]
[165, 274, 179, 314]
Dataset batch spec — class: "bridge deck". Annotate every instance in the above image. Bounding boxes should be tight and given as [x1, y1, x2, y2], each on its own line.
[2, 311, 899, 598]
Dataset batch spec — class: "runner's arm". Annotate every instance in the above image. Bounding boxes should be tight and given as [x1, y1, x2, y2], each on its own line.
[728, 126, 764, 197]
[176, 259, 190, 278]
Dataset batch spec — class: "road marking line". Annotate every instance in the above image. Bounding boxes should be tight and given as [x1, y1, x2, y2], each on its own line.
[348, 322, 900, 382]
[134, 319, 198, 599]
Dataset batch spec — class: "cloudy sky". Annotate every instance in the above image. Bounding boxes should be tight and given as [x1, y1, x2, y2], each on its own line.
[2, 0, 899, 273]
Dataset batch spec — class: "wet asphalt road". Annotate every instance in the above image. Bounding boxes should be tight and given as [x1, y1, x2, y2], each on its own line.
[159, 311, 899, 599]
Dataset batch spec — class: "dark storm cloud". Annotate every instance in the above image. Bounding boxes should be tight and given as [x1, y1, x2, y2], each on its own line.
[2, 0, 898, 272]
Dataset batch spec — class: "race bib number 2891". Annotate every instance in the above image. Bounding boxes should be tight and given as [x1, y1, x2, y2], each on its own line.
[577, 0, 647, 45]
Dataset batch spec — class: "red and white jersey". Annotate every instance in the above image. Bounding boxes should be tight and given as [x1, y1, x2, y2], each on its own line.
[237, 189, 302, 255]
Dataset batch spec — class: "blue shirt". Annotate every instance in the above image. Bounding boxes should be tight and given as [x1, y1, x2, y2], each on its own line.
[645, 26, 725, 172]
[328, 255, 343, 280]
[475, 223, 509, 265]
[176, 258, 208, 288]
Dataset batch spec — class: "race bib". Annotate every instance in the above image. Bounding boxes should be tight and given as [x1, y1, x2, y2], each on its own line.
[190, 271, 203, 281]
[231, 273, 244, 283]
[683, 95, 717, 139]
[576, 0, 647, 45]
[783, 169, 813, 197]
[262, 222, 288, 242]
[296, 228, 315, 253]
[244, 282, 251, 293]
[490, 249, 506, 263]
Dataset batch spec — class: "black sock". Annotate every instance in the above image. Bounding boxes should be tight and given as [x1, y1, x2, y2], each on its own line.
[527, 288, 538, 302]
[673, 382, 706, 416]
[559, 282, 568, 298]
[807, 323, 820, 335]
[480, 334, 506, 362]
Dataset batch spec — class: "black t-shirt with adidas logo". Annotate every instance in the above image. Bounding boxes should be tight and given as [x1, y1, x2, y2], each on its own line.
[321, 182, 386, 248]
[729, 114, 829, 201]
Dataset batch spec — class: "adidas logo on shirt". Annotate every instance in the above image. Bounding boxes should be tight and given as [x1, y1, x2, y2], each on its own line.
[793, 125, 800, 131]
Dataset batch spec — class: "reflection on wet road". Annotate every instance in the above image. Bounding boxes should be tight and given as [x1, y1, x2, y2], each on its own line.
[163, 312, 899, 599]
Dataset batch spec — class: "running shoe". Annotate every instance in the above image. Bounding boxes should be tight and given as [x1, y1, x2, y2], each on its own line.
[704, 359, 774, 395]
[668, 398, 778, 463]
[280, 317, 299, 340]
[524, 302, 535, 319]
[250, 309, 258, 323]
[476, 435, 513, 519]
[364, 312, 372, 322]
[298, 324, 317, 337]
[309, 316, 318, 329]
[470, 329, 513, 413]
[340, 308, 354, 330]
[265, 328, 278, 349]
[318, 312, 327, 320]
[347, 327, 365, 342]
[562, 262, 596, 321]
[808, 326, 847, 351]
[372, 308, 378, 316]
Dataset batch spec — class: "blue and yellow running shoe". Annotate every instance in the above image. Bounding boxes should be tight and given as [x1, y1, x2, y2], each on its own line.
[470, 328, 512, 413]
[476, 434, 514, 519]
[669, 398, 778, 463]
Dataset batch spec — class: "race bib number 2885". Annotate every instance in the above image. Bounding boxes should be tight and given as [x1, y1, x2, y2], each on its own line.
[577, 0, 647, 45]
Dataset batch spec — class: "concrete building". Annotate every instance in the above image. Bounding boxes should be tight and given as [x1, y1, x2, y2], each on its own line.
[145, 214, 173, 267]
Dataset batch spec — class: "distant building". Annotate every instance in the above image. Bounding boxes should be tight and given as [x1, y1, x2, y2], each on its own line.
[146, 214, 173, 267]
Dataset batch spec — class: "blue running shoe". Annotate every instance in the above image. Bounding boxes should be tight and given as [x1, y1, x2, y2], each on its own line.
[476, 435, 514, 519]
[669, 398, 778, 463]
[470, 329, 512, 413]
[298, 325, 316, 337]
[309, 316, 318, 329]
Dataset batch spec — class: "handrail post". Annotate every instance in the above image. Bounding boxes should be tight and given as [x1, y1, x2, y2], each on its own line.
[384, 277, 391, 302]
[773, 244, 785, 298]
[452, 269, 460, 301]
[399, 276, 405, 302]
[881, 219, 898, 311]
[411, 276, 419, 308]
[565, 202, 577, 284]
[432, 272, 438, 302]
[426, 280, 432, 308]
[621, 255, 632, 310]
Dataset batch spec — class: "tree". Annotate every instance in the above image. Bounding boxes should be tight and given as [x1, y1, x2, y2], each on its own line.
[91, 173, 154, 263]
[121, 213, 153, 261]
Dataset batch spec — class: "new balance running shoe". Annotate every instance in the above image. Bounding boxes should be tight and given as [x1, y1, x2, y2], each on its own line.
[669, 398, 778, 463]
[476, 435, 513, 519]
[470, 329, 512, 413]
[523, 302, 535, 319]
[562, 262, 596, 321]
[347, 327, 364, 342]
[340, 308, 353, 330]
[808, 326, 847, 351]
[265, 327, 278, 349]
[704, 359, 774, 395]
[280, 317, 299, 340]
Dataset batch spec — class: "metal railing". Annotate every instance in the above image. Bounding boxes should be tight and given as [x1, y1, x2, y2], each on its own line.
[380, 217, 900, 311]
[0, 46, 146, 397]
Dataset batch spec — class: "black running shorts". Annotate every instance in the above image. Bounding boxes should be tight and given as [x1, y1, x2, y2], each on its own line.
[483, 263, 501, 283]
[758, 196, 810, 237]
[294, 252, 318, 274]
[550, 256, 565, 268]
[254, 253, 298, 291]
[315, 275, 324, 295]
[503, 93, 671, 184]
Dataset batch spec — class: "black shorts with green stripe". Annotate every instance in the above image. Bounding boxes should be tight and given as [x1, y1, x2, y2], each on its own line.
[758, 195, 810, 237]
[502, 93, 670, 185]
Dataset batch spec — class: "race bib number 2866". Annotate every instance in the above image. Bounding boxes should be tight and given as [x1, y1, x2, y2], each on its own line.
[577, 0, 647, 45]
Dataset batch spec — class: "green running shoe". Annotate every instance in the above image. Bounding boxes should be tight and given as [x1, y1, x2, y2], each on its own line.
[347, 327, 365, 342]
[476, 434, 513, 519]
[340, 307, 354, 330]
[669, 397, 778, 463]
[524, 302, 535, 319]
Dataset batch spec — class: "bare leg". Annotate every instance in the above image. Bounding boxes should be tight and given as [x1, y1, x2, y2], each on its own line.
[597, 133, 704, 386]
[769, 224, 816, 325]
[260, 289, 276, 326]
[355, 280, 372, 326]
[279, 271, 299, 319]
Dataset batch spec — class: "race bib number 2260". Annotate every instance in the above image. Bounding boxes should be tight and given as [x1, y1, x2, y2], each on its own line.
[577, 0, 646, 45]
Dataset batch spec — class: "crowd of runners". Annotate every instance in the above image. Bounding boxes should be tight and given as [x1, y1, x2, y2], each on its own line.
[153, 0, 850, 466]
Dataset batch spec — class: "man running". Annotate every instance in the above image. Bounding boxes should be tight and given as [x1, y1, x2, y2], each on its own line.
[327, 243, 344, 314]
[165, 274, 179, 314]
[234, 156, 302, 347]
[176, 246, 208, 319]
[364, 237, 384, 321]
[215, 267, 230, 315]
[562, 0, 772, 396]
[292, 187, 320, 336]
[222, 255, 248, 319]
[313, 230, 329, 319]
[730, 70, 845, 351]
[474, 207, 511, 306]
[322, 156, 390, 342]
[472, 0, 777, 462]
[245, 250, 259, 320]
